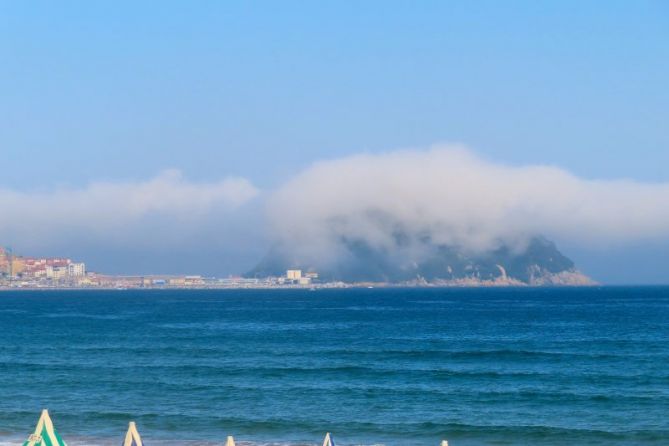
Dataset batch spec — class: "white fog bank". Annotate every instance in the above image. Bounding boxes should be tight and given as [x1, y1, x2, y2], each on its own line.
[268, 146, 669, 266]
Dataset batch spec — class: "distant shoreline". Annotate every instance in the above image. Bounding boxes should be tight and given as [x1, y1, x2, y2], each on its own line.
[0, 283, 616, 292]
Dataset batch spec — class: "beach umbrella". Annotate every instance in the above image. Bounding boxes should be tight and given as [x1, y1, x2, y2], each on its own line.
[322, 432, 335, 446]
[123, 422, 144, 446]
[225, 436, 235, 446]
[22, 409, 67, 446]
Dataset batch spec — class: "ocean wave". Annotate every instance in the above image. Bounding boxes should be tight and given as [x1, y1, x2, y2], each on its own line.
[37, 312, 131, 320]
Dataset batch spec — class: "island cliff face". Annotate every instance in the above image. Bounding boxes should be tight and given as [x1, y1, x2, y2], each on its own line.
[248, 236, 595, 286]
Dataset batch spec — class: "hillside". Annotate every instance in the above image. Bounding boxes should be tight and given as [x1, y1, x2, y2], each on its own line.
[248, 236, 594, 285]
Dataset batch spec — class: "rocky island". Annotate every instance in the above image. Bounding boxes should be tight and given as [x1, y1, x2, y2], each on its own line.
[249, 236, 595, 286]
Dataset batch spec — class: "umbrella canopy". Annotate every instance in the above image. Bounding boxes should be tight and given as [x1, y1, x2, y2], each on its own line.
[22, 409, 67, 446]
[123, 422, 144, 446]
[225, 436, 235, 446]
[322, 432, 336, 446]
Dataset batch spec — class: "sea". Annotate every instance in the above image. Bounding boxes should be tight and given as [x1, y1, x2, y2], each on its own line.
[0, 287, 667, 445]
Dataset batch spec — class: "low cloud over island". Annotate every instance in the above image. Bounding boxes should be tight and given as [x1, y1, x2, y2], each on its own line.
[267, 146, 669, 271]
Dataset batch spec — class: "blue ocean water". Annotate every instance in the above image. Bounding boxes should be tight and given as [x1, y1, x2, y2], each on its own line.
[0, 287, 668, 445]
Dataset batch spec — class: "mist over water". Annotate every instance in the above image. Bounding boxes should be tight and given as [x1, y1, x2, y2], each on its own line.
[0, 288, 668, 445]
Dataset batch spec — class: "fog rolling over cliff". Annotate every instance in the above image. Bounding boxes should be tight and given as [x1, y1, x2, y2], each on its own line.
[249, 235, 593, 285]
[250, 147, 619, 285]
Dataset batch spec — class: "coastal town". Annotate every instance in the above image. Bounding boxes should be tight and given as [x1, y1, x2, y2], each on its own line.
[0, 247, 340, 290]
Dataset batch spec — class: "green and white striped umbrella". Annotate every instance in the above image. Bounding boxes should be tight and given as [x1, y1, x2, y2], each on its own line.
[23, 410, 67, 446]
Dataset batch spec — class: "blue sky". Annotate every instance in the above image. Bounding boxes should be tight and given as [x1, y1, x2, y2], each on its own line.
[1, 1, 668, 282]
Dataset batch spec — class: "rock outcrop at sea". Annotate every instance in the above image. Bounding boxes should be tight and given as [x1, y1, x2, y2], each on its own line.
[248, 236, 596, 286]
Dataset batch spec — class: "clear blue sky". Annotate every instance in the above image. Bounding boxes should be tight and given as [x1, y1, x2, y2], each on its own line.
[1, 1, 668, 282]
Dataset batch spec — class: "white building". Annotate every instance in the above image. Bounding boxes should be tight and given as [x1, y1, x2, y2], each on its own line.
[68, 263, 86, 277]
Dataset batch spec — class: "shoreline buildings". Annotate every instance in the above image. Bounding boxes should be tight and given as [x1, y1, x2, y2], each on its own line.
[0, 247, 87, 284]
[1, 248, 331, 289]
